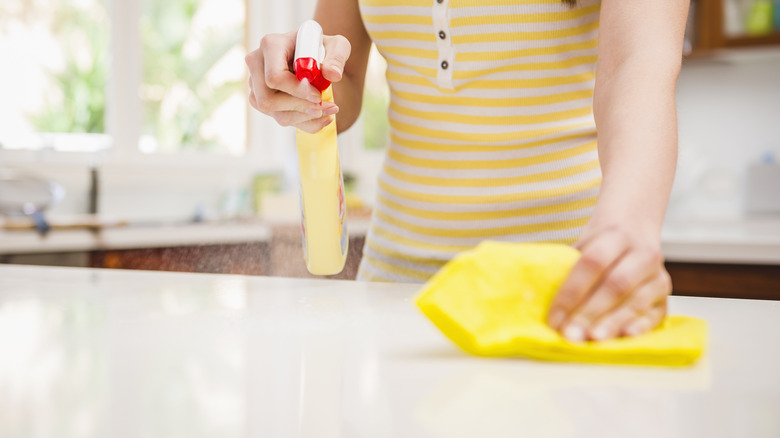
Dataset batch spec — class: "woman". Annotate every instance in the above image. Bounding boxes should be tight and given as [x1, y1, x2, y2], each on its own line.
[245, 0, 689, 342]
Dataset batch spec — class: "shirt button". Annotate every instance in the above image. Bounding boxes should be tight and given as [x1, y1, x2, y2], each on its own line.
[440, 60, 449, 70]
[438, 30, 446, 40]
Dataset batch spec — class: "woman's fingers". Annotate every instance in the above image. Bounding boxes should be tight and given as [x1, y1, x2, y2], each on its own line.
[296, 115, 336, 134]
[260, 32, 321, 102]
[272, 105, 339, 128]
[251, 87, 338, 130]
[547, 229, 629, 333]
[321, 34, 352, 82]
[623, 301, 667, 337]
[588, 269, 671, 341]
[621, 272, 670, 337]
[564, 250, 662, 340]
[249, 74, 338, 129]
[256, 87, 334, 114]
[248, 76, 258, 110]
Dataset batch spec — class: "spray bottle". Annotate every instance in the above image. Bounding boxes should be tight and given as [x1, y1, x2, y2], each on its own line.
[293, 20, 348, 275]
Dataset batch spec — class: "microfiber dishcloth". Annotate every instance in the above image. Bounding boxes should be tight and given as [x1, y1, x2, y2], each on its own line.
[415, 241, 707, 366]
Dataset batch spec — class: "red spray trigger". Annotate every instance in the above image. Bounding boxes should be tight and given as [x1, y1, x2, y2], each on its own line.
[294, 20, 331, 93]
[294, 58, 331, 92]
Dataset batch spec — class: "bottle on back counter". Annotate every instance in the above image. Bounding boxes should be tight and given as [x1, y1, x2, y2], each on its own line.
[293, 20, 348, 276]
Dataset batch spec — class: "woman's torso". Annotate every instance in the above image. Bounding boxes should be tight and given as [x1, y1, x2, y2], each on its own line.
[356, 0, 602, 282]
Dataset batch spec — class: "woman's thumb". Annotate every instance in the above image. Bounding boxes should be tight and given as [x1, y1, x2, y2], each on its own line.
[321, 35, 351, 82]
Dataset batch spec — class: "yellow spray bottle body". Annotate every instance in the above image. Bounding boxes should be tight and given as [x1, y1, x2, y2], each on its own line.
[294, 20, 348, 275]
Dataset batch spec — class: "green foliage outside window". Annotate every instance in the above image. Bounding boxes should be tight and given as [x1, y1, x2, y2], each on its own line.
[0, 0, 109, 134]
[140, 0, 244, 152]
[362, 86, 390, 151]
[361, 47, 390, 151]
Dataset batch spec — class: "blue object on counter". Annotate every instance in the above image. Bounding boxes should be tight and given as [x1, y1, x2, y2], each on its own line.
[774, 1, 780, 29]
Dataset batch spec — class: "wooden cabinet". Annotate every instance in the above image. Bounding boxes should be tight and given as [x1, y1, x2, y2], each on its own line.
[690, 0, 780, 55]
[88, 226, 366, 281]
[90, 243, 271, 276]
[666, 262, 780, 300]
[262, 225, 365, 281]
[87, 238, 780, 301]
[4, 222, 778, 299]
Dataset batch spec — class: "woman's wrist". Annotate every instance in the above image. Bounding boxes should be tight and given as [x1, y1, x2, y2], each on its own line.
[588, 179, 671, 240]
[585, 204, 664, 243]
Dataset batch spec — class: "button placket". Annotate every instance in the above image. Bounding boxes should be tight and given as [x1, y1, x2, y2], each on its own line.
[432, 0, 454, 90]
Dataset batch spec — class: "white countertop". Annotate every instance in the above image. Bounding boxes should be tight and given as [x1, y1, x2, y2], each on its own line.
[1, 217, 779, 265]
[0, 264, 778, 437]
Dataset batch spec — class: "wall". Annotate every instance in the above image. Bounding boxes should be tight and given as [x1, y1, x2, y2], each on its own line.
[1, 162, 259, 223]
[670, 51, 780, 220]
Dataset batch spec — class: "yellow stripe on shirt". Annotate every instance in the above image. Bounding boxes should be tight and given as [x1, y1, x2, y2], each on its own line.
[386, 140, 597, 169]
[389, 101, 593, 125]
[450, 3, 600, 27]
[381, 159, 600, 188]
[376, 176, 602, 205]
[375, 193, 599, 221]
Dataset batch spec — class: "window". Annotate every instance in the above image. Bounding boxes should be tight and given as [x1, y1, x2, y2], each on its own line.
[0, 0, 110, 152]
[361, 45, 390, 152]
[139, 0, 246, 155]
[0, 0, 246, 156]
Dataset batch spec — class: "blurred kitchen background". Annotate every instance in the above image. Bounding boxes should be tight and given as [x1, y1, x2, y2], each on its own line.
[0, 0, 779, 295]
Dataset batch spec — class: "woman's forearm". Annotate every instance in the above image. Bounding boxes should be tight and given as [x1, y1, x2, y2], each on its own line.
[333, 72, 365, 133]
[591, 56, 681, 236]
[589, 0, 689, 236]
[314, 0, 373, 134]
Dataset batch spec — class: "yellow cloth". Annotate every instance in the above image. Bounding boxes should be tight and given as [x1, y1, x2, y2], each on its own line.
[415, 242, 707, 366]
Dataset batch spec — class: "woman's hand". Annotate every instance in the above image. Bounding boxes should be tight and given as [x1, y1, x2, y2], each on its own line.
[547, 0, 688, 343]
[547, 217, 672, 342]
[244, 30, 351, 133]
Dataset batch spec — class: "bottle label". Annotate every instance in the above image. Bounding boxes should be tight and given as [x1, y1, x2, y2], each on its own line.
[299, 186, 307, 261]
[337, 168, 347, 256]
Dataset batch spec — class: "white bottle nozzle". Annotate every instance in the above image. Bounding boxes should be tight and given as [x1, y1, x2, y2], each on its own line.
[295, 20, 325, 66]
[294, 20, 330, 91]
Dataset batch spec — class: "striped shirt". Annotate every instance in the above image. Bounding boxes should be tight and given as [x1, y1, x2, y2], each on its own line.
[356, 0, 602, 283]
